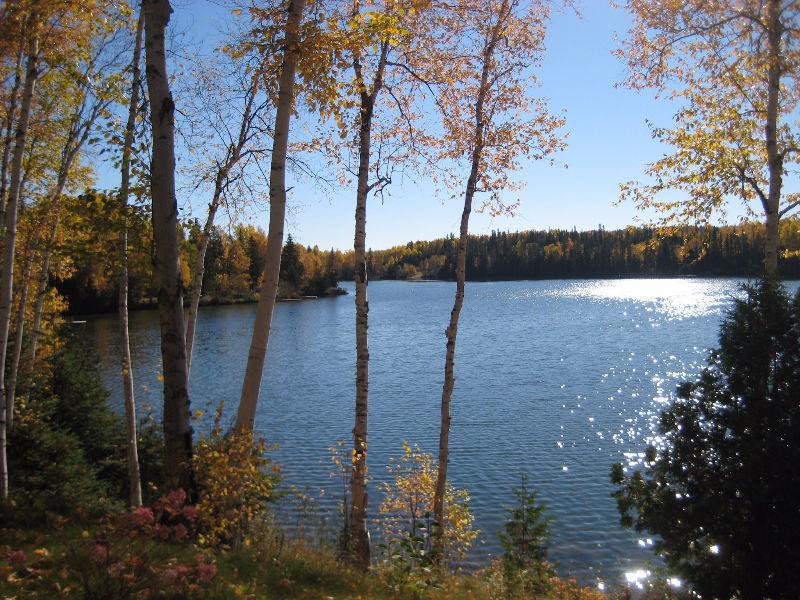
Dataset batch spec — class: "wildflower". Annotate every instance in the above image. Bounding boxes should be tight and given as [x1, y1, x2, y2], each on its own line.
[7, 549, 26, 566]
[173, 523, 189, 541]
[90, 544, 109, 563]
[196, 560, 217, 584]
[131, 506, 155, 527]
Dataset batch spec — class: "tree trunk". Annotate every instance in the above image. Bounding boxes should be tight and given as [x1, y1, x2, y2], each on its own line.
[349, 102, 374, 570]
[0, 33, 38, 501]
[118, 6, 144, 508]
[432, 3, 504, 559]
[143, 0, 196, 497]
[5, 236, 38, 429]
[25, 212, 56, 368]
[764, 0, 782, 279]
[431, 165, 476, 559]
[236, 0, 306, 432]
[0, 38, 24, 226]
[185, 179, 222, 375]
[186, 74, 258, 375]
[346, 40, 390, 571]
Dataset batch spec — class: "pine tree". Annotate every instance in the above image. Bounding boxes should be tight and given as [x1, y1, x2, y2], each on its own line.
[279, 234, 305, 292]
[500, 473, 550, 571]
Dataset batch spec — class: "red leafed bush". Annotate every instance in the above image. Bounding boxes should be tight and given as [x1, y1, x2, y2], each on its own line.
[71, 489, 217, 599]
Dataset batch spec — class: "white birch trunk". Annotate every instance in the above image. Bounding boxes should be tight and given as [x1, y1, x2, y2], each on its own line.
[118, 7, 144, 507]
[0, 33, 38, 500]
[5, 235, 38, 429]
[432, 2, 507, 558]
[186, 75, 259, 375]
[185, 185, 220, 375]
[236, 0, 306, 432]
[347, 42, 389, 571]
[0, 39, 24, 226]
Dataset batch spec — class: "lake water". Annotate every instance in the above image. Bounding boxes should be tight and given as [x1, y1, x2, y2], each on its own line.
[81, 278, 799, 589]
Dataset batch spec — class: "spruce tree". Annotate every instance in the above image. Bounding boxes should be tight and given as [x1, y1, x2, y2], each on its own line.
[611, 280, 800, 599]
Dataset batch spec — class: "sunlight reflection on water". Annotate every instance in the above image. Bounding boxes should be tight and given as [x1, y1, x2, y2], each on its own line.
[554, 278, 739, 319]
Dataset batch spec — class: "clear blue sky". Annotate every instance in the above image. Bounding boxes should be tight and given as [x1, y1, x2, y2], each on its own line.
[143, 1, 745, 251]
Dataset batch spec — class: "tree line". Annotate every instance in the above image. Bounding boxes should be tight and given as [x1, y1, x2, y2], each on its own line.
[51, 197, 347, 315]
[355, 221, 800, 282]
[55, 217, 800, 316]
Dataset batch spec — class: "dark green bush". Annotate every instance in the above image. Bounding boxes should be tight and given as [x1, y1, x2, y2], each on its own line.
[611, 280, 800, 599]
[5, 397, 113, 523]
[3, 328, 164, 522]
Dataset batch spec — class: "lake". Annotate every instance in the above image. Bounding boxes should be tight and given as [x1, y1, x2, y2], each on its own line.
[80, 278, 799, 589]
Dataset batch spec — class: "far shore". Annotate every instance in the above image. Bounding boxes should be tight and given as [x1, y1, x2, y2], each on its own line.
[67, 274, 800, 317]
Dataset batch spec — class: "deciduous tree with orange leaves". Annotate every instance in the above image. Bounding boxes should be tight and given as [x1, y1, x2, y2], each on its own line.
[618, 0, 800, 278]
[426, 0, 566, 558]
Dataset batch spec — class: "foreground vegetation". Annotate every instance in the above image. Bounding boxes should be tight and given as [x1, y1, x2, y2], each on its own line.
[1, 526, 610, 600]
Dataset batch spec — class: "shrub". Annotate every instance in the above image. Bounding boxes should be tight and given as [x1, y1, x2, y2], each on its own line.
[69, 489, 216, 599]
[48, 328, 128, 493]
[2, 330, 169, 521]
[0, 492, 216, 599]
[377, 442, 478, 580]
[3, 331, 127, 522]
[499, 473, 554, 595]
[136, 408, 166, 505]
[327, 439, 354, 557]
[611, 280, 800, 599]
[193, 406, 280, 548]
[4, 401, 113, 523]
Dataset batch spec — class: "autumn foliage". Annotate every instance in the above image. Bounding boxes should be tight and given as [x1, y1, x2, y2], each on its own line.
[378, 443, 478, 566]
[2, 490, 216, 598]
[193, 407, 280, 548]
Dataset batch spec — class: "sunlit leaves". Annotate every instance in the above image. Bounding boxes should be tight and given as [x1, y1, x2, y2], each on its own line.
[414, 0, 567, 215]
[193, 405, 280, 549]
[618, 1, 800, 234]
[378, 442, 478, 564]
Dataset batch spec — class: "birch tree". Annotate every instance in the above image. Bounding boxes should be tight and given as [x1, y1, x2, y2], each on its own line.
[118, 4, 144, 508]
[23, 17, 126, 372]
[182, 45, 273, 375]
[0, 8, 39, 501]
[0, 28, 24, 229]
[143, 0, 196, 496]
[427, 0, 566, 558]
[619, 0, 800, 278]
[236, 0, 307, 431]
[345, 9, 391, 568]
[317, 0, 433, 568]
[2, 16, 100, 422]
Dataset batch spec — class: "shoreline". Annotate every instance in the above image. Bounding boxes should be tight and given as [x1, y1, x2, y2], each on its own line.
[68, 288, 349, 317]
[66, 274, 800, 317]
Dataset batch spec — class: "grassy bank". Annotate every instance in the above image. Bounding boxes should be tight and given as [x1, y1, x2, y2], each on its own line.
[1, 522, 609, 600]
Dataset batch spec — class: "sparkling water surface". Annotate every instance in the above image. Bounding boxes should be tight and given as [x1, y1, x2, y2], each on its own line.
[81, 278, 800, 588]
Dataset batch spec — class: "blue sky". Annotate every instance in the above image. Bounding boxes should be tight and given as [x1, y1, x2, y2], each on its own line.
[145, 1, 742, 251]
